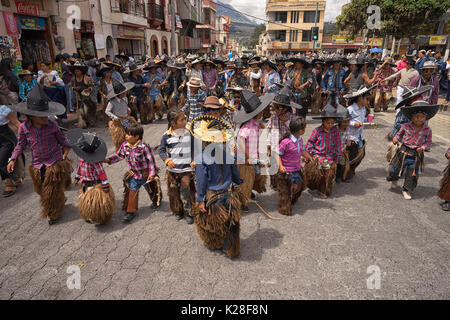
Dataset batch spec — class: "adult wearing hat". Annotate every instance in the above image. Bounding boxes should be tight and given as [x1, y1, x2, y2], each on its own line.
[409, 61, 439, 105]
[261, 58, 280, 99]
[186, 58, 204, 84]
[235, 90, 275, 210]
[228, 59, 250, 90]
[124, 63, 149, 124]
[311, 58, 327, 113]
[321, 56, 346, 106]
[190, 112, 243, 258]
[97, 64, 115, 125]
[37, 61, 67, 117]
[275, 56, 287, 81]
[344, 56, 377, 96]
[285, 55, 312, 118]
[18, 70, 37, 102]
[383, 57, 419, 106]
[387, 99, 439, 200]
[181, 77, 207, 123]
[68, 128, 115, 224]
[105, 79, 137, 151]
[104, 59, 124, 83]
[373, 58, 396, 112]
[7, 85, 72, 225]
[202, 59, 219, 95]
[160, 59, 187, 109]
[69, 62, 96, 128]
[143, 60, 164, 122]
[304, 103, 343, 198]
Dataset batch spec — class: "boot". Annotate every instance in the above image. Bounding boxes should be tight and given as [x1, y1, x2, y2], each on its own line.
[139, 104, 150, 124]
[124, 190, 139, 222]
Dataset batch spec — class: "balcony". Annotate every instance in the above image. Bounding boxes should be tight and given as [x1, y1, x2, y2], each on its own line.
[110, 0, 148, 26]
[118, 0, 145, 17]
[147, 2, 165, 28]
[179, 0, 204, 24]
[179, 36, 202, 50]
[203, 0, 217, 12]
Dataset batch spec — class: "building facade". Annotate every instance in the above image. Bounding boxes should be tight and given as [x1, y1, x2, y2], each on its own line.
[178, 0, 203, 53]
[215, 15, 231, 55]
[196, 0, 216, 54]
[265, 0, 326, 54]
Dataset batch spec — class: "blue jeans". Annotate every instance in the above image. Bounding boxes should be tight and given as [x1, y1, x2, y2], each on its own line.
[129, 177, 147, 191]
[64, 84, 75, 112]
[289, 170, 303, 184]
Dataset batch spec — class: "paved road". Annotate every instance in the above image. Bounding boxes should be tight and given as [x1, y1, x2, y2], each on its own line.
[0, 110, 449, 300]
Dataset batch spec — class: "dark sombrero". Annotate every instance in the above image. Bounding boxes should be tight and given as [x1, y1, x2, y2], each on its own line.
[123, 62, 144, 74]
[167, 59, 186, 69]
[68, 61, 89, 74]
[18, 70, 36, 77]
[96, 64, 113, 78]
[343, 84, 378, 100]
[272, 86, 303, 110]
[396, 85, 433, 109]
[104, 59, 122, 68]
[143, 60, 159, 70]
[67, 128, 108, 163]
[336, 104, 351, 121]
[400, 99, 439, 121]
[312, 102, 343, 120]
[235, 90, 275, 124]
[106, 78, 135, 100]
[10, 84, 66, 117]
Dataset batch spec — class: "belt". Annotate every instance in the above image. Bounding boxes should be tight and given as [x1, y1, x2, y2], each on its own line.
[83, 180, 102, 187]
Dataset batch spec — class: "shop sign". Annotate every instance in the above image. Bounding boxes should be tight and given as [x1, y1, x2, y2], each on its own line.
[368, 38, 383, 47]
[2, 12, 19, 35]
[17, 15, 46, 31]
[332, 35, 353, 44]
[15, 1, 40, 17]
[79, 21, 95, 33]
[117, 26, 145, 39]
[429, 35, 447, 45]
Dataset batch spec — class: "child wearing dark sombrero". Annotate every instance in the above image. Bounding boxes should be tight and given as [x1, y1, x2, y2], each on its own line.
[387, 100, 438, 200]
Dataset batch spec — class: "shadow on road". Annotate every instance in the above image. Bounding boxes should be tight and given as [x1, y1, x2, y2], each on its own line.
[240, 228, 284, 262]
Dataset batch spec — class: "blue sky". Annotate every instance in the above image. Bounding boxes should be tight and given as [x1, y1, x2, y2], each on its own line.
[219, 0, 351, 23]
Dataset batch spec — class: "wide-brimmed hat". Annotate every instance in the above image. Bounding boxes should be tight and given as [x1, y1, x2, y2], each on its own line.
[343, 84, 378, 100]
[116, 53, 129, 61]
[312, 58, 325, 65]
[336, 104, 351, 121]
[87, 59, 101, 68]
[232, 59, 246, 69]
[186, 53, 199, 62]
[96, 64, 113, 78]
[106, 78, 135, 100]
[400, 100, 439, 121]
[67, 128, 107, 163]
[187, 77, 202, 88]
[143, 60, 159, 70]
[289, 55, 308, 65]
[199, 96, 223, 109]
[167, 59, 186, 69]
[272, 86, 303, 110]
[68, 61, 88, 74]
[235, 91, 275, 124]
[204, 59, 216, 67]
[123, 63, 144, 74]
[104, 59, 122, 68]
[261, 58, 278, 71]
[226, 86, 245, 93]
[18, 70, 35, 77]
[10, 84, 66, 117]
[421, 61, 437, 69]
[312, 103, 343, 120]
[396, 85, 433, 109]
[190, 114, 235, 143]
[248, 56, 262, 65]
[191, 58, 204, 66]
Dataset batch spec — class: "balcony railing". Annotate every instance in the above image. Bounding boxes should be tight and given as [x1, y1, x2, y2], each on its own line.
[147, 2, 164, 20]
[111, 0, 145, 17]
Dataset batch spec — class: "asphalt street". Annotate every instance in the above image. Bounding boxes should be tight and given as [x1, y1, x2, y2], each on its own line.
[0, 109, 449, 300]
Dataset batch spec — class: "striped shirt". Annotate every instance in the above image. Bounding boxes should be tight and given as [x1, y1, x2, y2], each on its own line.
[305, 125, 342, 164]
[158, 128, 194, 173]
[338, 126, 352, 152]
[267, 112, 294, 150]
[276, 135, 303, 172]
[108, 141, 157, 179]
[11, 119, 71, 169]
[237, 119, 260, 164]
[19, 79, 37, 101]
[181, 88, 207, 122]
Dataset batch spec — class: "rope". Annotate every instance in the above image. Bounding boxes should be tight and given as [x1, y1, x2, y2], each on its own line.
[245, 196, 281, 221]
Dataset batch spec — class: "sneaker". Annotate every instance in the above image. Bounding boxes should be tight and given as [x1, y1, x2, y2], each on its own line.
[402, 190, 412, 200]
[123, 212, 135, 222]
[441, 202, 450, 211]
[184, 215, 194, 224]
[390, 180, 398, 189]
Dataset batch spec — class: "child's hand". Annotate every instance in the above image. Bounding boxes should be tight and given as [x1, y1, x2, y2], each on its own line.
[7, 160, 15, 173]
[392, 137, 398, 145]
[190, 161, 196, 168]
[417, 147, 423, 153]
[198, 202, 207, 213]
[346, 140, 352, 147]
[146, 175, 155, 183]
[259, 122, 265, 129]
[167, 160, 176, 168]
[446, 152, 450, 160]
[73, 179, 79, 186]
[103, 159, 111, 164]
[279, 164, 286, 173]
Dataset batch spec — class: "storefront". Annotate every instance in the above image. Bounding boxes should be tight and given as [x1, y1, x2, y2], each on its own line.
[17, 14, 53, 69]
[112, 25, 145, 60]
[74, 20, 97, 60]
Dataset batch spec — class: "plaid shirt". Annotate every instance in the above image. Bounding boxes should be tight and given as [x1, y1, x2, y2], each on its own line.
[267, 112, 294, 150]
[75, 159, 109, 187]
[11, 119, 70, 169]
[181, 88, 207, 122]
[237, 119, 260, 164]
[376, 67, 395, 92]
[107, 141, 157, 179]
[338, 126, 352, 152]
[305, 125, 342, 163]
[395, 122, 432, 156]
[19, 79, 37, 101]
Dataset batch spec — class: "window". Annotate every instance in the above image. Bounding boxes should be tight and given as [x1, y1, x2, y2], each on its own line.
[289, 30, 298, 42]
[275, 11, 287, 23]
[303, 11, 320, 23]
[302, 30, 311, 42]
[290, 11, 299, 24]
[1, 0, 10, 7]
[275, 30, 286, 42]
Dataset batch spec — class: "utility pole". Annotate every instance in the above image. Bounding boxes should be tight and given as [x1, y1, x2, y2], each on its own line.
[313, 2, 318, 54]
[170, 0, 177, 56]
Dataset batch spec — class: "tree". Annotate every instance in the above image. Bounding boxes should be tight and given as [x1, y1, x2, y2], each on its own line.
[336, 0, 450, 40]
[248, 24, 267, 49]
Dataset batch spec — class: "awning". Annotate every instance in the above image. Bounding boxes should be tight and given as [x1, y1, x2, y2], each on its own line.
[322, 44, 362, 49]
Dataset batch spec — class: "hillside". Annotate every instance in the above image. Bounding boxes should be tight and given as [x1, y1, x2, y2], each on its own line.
[216, 0, 255, 25]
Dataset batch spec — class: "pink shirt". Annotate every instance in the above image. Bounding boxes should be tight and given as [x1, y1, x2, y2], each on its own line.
[277, 135, 303, 172]
[237, 119, 260, 163]
[397, 60, 407, 71]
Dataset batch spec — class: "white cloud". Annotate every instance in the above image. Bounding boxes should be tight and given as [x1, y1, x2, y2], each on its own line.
[218, 0, 351, 23]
